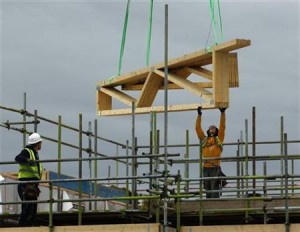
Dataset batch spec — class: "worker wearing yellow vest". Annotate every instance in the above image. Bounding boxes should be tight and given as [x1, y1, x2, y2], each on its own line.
[195, 107, 227, 198]
[15, 133, 43, 226]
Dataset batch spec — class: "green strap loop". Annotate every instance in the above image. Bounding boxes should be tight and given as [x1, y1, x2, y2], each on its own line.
[217, 0, 224, 42]
[146, 0, 154, 67]
[209, 0, 224, 46]
[117, 0, 131, 76]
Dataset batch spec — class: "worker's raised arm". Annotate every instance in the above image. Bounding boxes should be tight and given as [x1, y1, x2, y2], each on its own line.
[218, 108, 226, 142]
[195, 107, 206, 140]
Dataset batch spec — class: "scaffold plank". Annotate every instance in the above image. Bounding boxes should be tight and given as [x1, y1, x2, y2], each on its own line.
[181, 224, 300, 232]
[0, 224, 161, 232]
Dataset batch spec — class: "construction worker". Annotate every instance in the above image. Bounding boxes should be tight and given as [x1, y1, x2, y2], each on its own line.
[15, 133, 43, 226]
[195, 107, 226, 198]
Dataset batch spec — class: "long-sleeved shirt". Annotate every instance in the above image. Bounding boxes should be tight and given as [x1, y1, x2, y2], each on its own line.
[195, 112, 226, 167]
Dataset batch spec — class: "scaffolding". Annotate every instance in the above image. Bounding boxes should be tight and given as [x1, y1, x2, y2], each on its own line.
[0, 93, 299, 232]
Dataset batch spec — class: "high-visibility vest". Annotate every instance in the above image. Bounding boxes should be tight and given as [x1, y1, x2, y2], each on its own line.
[18, 148, 43, 180]
[202, 136, 223, 151]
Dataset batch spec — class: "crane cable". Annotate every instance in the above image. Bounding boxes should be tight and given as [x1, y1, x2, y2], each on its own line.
[117, 0, 131, 76]
[206, 0, 224, 51]
[115, 0, 153, 78]
[146, 0, 154, 67]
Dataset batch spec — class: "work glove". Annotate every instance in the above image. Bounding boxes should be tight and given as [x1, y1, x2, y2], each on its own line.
[219, 108, 227, 113]
[197, 106, 202, 116]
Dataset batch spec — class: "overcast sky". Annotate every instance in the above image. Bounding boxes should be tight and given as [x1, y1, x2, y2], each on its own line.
[0, 0, 299, 179]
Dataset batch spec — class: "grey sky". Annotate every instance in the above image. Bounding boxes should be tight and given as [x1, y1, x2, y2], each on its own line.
[0, 1, 299, 178]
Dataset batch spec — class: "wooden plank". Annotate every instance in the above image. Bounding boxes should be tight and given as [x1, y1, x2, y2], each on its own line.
[98, 103, 217, 116]
[136, 72, 163, 107]
[213, 51, 229, 105]
[181, 224, 286, 232]
[0, 224, 161, 232]
[122, 82, 213, 91]
[154, 70, 212, 99]
[0, 228, 47, 232]
[166, 39, 248, 69]
[1, 224, 299, 232]
[213, 39, 251, 52]
[99, 68, 149, 87]
[100, 87, 136, 107]
[173, 67, 192, 79]
[291, 224, 300, 232]
[53, 224, 161, 232]
[97, 90, 112, 111]
[229, 53, 239, 87]
[185, 67, 212, 80]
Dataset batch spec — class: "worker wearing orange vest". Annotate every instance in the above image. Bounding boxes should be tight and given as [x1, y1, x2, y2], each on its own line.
[15, 133, 43, 227]
[195, 107, 226, 198]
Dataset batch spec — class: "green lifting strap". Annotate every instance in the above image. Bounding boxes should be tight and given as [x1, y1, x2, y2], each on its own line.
[209, 0, 224, 46]
[146, 0, 154, 67]
[117, 0, 131, 76]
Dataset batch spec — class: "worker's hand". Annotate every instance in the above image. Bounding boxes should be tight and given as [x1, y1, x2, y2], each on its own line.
[219, 108, 227, 113]
[197, 106, 202, 116]
[27, 158, 35, 166]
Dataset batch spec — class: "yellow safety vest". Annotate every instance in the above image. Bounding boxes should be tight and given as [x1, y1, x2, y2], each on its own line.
[18, 148, 43, 180]
[202, 136, 223, 151]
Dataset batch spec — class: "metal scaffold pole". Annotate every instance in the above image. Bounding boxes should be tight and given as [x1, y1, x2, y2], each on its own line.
[284, 133, 290, 232]
[131, 102, 137, 209]
[23, 92, 27, 147]
[280, 116, 284, 196]
[57, 115, 62, 212]
[94, 119, 98, 211]
[78, 113, 83, 225]
[163, 4, 169, 232]
[252, 106, 256, 195]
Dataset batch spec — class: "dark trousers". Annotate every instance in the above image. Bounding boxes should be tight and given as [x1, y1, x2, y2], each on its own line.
[203, 166, 221, 198]
[17, 183, 38, 227]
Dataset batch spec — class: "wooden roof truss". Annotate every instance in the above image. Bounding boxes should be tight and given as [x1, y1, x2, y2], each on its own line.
[96, 39, 250, 116]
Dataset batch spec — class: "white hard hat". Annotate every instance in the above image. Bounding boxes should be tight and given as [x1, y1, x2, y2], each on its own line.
[28, 133, 43, 145]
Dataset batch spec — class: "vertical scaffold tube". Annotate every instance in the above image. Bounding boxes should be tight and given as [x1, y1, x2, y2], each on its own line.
[280, 116, 284, 196]
[284, 133, 290, 232]
[240, 131, 244, 197]
[126, 140, 129, 209]
[94, 119, 98, 211]
[49, 182, 54, 232]
[57, 115, 62, 212]
[131, 102, 137, 209]
[252, 107, 256, 195]
[163, 4, 169, 232]
[236, 140, 240, 198]
[34, 110, 38, 132]
[88, 121, 92, 210]
[245, 119, 250, 222]
[185, 130, 189, 192]
[263, 161, 267, 224]
[23, 92, 27, 147]
[199, 139, 203, 226]
[78, 113, 83, 225]
[176, 170, 181, 232]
